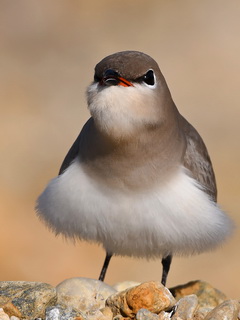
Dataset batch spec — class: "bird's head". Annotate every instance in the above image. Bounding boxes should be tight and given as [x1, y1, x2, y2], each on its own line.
[87, 51, 175, 139]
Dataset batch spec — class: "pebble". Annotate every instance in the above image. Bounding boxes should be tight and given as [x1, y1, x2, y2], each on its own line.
[45, 307, 61, 320]
[0, 279, 239, 320]
[113, 281, 141, 292]
[56, 277, 116, 313]
[193, 307, 214, 320]
[100, 306, 114, 319]
[87, 309, 113, 320]
[45, 305, 86, 320]
[158, 311, 172, 320]
[172, 294, 198, 320]
[170, 280, 226, 308]
[0, 308, 10, 320]
[136, 308, 159, 319]
[0, 302, 22, 318]
[106, 281, 176, 318]
[0, 281, 57, 319]
[204, 299, 240, 320]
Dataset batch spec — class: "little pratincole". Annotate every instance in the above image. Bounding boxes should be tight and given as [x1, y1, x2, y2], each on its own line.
[36, 51, 233, 286]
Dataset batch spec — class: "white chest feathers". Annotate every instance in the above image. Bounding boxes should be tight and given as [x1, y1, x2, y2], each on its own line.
[36, 159, 233, 258]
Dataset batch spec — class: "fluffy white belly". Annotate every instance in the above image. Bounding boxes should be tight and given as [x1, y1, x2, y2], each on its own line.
[36, 159, 232, 258]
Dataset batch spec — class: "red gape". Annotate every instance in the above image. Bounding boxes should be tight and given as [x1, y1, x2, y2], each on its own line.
[118, 77, 134, 87]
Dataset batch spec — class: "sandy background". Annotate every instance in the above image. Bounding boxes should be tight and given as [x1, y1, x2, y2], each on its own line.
[0, 1, 239, 298]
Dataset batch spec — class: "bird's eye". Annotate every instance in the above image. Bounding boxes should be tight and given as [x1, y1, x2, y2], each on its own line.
[143, 70, 155, 86]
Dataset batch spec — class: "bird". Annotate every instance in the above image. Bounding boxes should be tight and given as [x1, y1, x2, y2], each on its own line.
[36, 50, 233, 286]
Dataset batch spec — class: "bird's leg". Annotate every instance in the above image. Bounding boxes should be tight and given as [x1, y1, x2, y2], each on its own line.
[161, 255, 172, 286]
[98, 252, 112, 281]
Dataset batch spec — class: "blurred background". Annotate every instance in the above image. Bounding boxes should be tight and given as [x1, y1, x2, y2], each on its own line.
[0, 0, 239, 298]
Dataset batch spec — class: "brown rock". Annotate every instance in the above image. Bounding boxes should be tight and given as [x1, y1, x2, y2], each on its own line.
[2, 302, 22, 318]
[0, 281, 57, 319]
[172, 294, 198, 320]
[170, 281, 226, 308]
[204, 300, 240, 320]
[106, 281, 176, 318]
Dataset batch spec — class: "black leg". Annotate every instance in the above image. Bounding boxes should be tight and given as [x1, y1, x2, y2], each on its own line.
[98, 252, 112, 281]
[161, 255, 172, 286]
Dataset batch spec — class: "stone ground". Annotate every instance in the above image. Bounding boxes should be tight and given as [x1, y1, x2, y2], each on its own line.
[0, 278, 239, 320]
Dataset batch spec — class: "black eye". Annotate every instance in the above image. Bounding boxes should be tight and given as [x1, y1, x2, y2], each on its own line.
[143, 70, 155, 86]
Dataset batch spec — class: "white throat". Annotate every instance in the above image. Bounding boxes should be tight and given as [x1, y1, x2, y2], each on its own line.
[87, 83, 161, 138]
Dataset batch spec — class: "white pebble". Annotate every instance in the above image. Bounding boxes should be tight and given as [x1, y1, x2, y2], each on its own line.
[45, 307, 60, 320]
[0, 308, 10, 320]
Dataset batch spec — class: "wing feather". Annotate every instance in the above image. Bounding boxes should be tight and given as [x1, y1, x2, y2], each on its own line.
[180, 116, 217, 201]
[59, 118, 92, 175]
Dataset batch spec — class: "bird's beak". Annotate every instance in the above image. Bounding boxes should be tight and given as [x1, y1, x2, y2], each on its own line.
[117, 76, 134, 87]
[101, 69, 133, 87]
